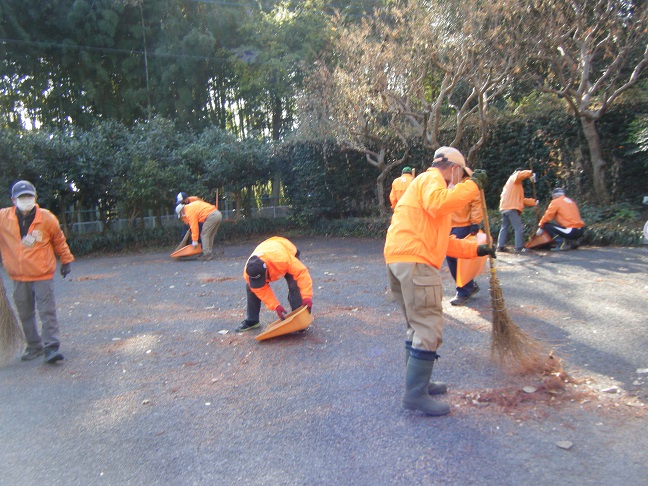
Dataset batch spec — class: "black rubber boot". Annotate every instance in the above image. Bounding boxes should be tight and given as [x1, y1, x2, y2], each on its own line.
[402, 353, 450, 416]
[405, 341, 447, 395]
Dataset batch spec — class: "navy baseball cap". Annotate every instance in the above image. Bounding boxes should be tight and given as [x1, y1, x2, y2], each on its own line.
[246, 256, 267, 288]
[11, 180, 36, 198]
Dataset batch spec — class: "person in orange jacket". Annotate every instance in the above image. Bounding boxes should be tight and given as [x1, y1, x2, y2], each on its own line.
[389, 167, 414, 209]
[237, 236, 313, 332]
[496, 168, 539, 253]
[0, 181, 74, 364]
[384, 147, 494, 417]
[446, 181, 484, 306]
[537, 188, 585, 251]
[176, 198, 222, 260]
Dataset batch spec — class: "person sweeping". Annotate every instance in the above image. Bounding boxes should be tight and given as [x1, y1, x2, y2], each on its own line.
[384, 147, 494, 417]
[0, 181, 74, 364]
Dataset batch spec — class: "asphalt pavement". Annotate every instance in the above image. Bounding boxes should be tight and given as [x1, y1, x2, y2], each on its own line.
[1, 238, 646, 485]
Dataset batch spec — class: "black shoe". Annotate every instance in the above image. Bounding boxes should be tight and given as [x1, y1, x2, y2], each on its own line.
[513, 248, 528, 254]
[21, 347, 44, 361]
[44, 347, 64, 364]
[236, 320, 260, 332]
[450, 283, 480, 306]
[496, 246, 508, 252]
[450, 294, 468, 306]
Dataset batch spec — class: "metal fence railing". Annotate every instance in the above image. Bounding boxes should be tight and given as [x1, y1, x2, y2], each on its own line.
[66, 204, 291, 234]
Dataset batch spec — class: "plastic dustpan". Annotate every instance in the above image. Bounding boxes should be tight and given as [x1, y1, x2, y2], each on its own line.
[170, 243, 202, 259]
[525, 232, 553, 249]
[255, 305, 313, 341]
[456, 231, 487, 288]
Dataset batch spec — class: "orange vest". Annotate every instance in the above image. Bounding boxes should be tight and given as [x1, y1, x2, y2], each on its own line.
[0, 205, 74, 282]
[384, 168, 480, 269]
[499, 170, 536, 212]
[539, 196, 585, 229]
[389, 173, 414, 208]
[181, 200, 219, 242]
[243, 236, 313, 311]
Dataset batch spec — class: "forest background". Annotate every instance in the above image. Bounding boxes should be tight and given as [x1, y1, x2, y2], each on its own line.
[1, 0, 646, 255]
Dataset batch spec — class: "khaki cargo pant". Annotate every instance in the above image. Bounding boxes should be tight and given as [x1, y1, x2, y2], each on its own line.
[387, 262, 444, 352]
[200, 210, 223, 256]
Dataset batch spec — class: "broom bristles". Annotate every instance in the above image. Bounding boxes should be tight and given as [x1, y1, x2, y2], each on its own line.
[0, 280, 24, 367]
[488, 266, 548, 374]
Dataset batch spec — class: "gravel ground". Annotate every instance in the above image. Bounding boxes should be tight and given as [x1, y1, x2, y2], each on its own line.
[1, 237, 646, 485]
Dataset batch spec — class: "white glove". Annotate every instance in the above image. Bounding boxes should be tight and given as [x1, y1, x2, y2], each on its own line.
[535, 199, 539, 206]
[536, 228, 544, 236]
[531, 173, 537, 183]
[192, 241, 198, 248]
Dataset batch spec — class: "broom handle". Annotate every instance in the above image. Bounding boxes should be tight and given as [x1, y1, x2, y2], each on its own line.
[479, 189, 492, 247]
[529, 161, 541, 224]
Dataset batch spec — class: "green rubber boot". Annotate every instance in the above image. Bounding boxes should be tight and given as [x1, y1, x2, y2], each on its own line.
[402, 355, 451, 416]
[405, 341, 447, 395]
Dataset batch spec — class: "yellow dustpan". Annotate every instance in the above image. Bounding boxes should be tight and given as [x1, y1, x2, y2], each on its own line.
[255, 305, 313, 341]
[170, 243, 202, 259]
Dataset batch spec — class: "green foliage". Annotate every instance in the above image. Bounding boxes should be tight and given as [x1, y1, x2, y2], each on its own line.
[275, 139, 379, 224]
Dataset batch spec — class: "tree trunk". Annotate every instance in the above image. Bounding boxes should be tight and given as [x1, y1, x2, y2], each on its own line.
[376, 170, 389, 217]
[580, 116, 610, 204]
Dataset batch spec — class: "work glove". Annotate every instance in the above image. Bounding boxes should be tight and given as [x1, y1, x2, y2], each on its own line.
[276, 305, 287, 320]
[477, 245, 496, 258]
[470, 169, 488, 190]
[535, 200, 539, 206]
[302, 298, 313, 313]
[60, 263, 72, 278]
[469, 224, 479, 236]
[531, 173, 537, 183]
[536, 227, 545, 236]
[192, 241, 198, 248]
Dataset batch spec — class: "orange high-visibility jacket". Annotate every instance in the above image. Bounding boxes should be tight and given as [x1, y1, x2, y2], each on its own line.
[450, 188, 483, 227]
[384, 168, 480, 269]
[0, 205, 74, 282]
[243, 236, 313, 311]
[539, 196, 585, 229]
[181, 200, 219, 243]
[389, 173, 414, 209]
[499, 170, 536, 212]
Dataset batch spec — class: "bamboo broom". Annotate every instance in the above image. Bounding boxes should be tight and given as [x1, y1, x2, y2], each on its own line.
[0, 277, 24, 366]
[479, 189, 547, 373]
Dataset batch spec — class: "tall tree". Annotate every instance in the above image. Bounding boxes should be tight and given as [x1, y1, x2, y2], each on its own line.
[524, 0, 648, 204]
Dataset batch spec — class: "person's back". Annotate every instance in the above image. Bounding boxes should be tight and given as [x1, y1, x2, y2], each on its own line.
[390, 168, 414, 208]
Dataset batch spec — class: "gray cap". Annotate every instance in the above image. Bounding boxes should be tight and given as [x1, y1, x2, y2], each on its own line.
[11, 180, 36, 198]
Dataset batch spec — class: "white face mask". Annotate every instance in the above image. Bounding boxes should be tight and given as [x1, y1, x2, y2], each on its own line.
[15, 197, 36, 213]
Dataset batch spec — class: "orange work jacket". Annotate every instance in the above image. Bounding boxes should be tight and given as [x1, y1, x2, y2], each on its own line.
[499, 170, 536, 212]
[389, 173, 414, 209]
[0, 205, 74, 282]
[539, 196, 585, 229]
[450, 188, 483, 228]
[384, 168, 480, 269]
[243, 236, 313, 311]
[181, 200, 219, 243]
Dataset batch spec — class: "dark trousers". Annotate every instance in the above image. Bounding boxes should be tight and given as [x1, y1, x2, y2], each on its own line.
[445, 226, 476, 298]
[543, 223, 584, 241]
[245, 274, 303, 322]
